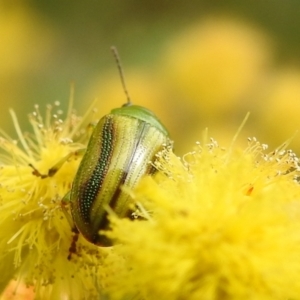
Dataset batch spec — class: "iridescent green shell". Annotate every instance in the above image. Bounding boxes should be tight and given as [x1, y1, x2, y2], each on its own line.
[70, 105, 171, 246]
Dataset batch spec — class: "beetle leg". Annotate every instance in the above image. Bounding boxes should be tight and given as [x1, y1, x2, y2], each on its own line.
[29, 148, 86, 178]
[61, 191, 73, 223]
[30, 148, 87, 260]
[61, 191, 81, 260]
[67, 227, 80, 260]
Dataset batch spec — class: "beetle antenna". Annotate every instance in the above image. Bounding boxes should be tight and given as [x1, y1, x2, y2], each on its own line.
[110, 46, 132, 106]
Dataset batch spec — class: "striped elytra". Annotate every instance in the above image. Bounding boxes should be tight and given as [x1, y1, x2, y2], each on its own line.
[70, 105, 171, 246]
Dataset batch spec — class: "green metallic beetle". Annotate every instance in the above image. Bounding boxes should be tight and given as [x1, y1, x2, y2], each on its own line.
[71, 103, 171, 246]
[68, 47, 172, 247]
[30, 47, 172, 251]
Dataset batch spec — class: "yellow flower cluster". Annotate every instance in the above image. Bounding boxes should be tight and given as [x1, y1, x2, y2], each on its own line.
[107, 134, 300, 299]
[0, 101, 115, 299]
[0, 103, 300, 299]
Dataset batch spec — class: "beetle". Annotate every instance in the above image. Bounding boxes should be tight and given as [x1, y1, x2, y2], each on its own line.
[30, 47, 172, 252]
[70, 47, 172, 246]
[71, 98, 171, 247]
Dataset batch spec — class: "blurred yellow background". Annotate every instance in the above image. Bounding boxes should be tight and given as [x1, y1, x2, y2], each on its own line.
[1, 0, 300, 155]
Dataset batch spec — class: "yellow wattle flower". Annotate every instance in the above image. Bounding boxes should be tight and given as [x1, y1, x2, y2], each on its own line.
[0, 101, 300, 299]
[0, 101, 116, 299]
[106, 133, 300, 300]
